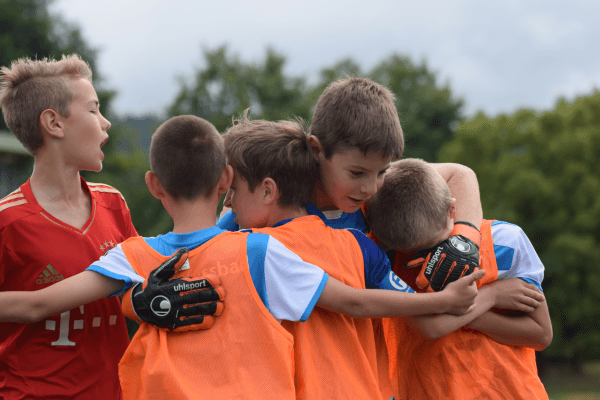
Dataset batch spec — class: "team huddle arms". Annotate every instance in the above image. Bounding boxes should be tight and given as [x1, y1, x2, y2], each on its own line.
[131, 221, 541, 331]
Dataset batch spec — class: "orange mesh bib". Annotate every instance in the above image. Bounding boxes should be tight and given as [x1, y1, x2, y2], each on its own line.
[118, 233, 296, 400]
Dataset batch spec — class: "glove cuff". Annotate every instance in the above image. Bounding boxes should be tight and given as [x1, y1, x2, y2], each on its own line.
[127, 282, 145, 322]
[451, 221, 481, 246]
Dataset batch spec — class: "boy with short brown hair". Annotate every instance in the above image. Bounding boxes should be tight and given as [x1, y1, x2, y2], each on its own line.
[309, 76, 404, 159]
[365, 158, 552, 400]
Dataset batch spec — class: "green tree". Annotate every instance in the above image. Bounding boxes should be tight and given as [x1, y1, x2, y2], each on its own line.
[0, 0, 107, 129]
[169, 46, 311, 132]
[369, 55, 463, 161]
[440, 90, 600, 365]
[171, 48, 463, 163]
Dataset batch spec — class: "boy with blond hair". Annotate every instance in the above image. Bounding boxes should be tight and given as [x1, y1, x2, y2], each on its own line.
[0, 55, 223, 398]
[365, 158, 552, 400]
[0, 54, 137, 399]
[0, 116, 483, 400]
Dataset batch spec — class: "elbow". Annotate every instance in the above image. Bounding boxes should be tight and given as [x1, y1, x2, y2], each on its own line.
[453, 164, 477, 180]
[336, 297, 376, 319]
[344, 300, 371, 319]
[534, 329, 553, 351]
[21, 302, 49, 323]
[421, 327, 445, 340]
[410, 318, 447, 340]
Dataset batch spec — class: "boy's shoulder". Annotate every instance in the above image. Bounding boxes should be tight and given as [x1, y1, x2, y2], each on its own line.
[86, 182, 130, 211]
[0, 186, 37, 229]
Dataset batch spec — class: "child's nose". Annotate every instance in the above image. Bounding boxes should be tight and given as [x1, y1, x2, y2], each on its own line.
[361, 179, 378, 197]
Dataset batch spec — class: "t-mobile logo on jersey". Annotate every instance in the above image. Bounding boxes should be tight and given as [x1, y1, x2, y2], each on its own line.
[45, 305, 119, 346]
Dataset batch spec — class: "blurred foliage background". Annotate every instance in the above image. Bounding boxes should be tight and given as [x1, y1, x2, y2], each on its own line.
[2, 0, 600, 393]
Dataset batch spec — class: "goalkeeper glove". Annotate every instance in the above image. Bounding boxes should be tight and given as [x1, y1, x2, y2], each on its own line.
[126, 248, 225, 331]
[406, 222, 481, 292]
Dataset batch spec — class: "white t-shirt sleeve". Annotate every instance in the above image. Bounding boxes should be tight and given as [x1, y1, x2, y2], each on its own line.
[491, 221, 545, 289]
[86, 243, 144, 296]
[246, 233, 328, 322]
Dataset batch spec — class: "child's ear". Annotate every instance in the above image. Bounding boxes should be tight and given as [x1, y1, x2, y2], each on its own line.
[262, 177, 278, 205]
[308, 136, 323, 164]
[449, 198, 457, 219]
[145, 171, 166, 200]
[217, 165, 234, 196]
[39, 109, 64, 139]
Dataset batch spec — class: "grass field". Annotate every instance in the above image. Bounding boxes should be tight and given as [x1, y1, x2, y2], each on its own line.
[543, 362, 600, 399]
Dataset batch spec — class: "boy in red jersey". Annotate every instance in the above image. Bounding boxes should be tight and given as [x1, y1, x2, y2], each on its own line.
[365, 158, 551, 400]
[0, 116, 483, 400]
[0, 54, 136, 399]
[0, 54, 213, 399]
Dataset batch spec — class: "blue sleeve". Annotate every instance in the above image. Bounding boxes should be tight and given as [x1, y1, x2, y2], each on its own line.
[217, 210, 240, 231]
[347, 229, 415, 293]
[246, 232, 269, 308]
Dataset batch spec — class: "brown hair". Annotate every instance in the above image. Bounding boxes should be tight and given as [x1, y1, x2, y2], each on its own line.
[224, 116, 317, 209]
[366, 158, 451, 250]
[309, 76, 404, 159]
[150, 115, 226, 200]
[0, 54, 93, 154]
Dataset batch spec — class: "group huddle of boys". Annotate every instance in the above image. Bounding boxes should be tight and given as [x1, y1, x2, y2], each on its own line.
[0, 54, 551, 399]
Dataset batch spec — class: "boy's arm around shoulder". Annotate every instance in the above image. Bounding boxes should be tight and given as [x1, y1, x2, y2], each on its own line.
[430, 163, 482, 227]
[405, 276, 546, 340]
[404, 274, 497, 339]
[467, 222, 552, 350]
[0, 271, 123, 323]
[316, 270, 485, 319]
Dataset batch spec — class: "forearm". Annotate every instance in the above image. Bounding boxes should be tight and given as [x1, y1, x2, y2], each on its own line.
[468, 300, 552, 350]
[317, 278, 453, 318]
[0, 271, 123, 323]
[406, 286, 495, 339]
[432, 163, 482, 226]
[0, 292, 49, 323]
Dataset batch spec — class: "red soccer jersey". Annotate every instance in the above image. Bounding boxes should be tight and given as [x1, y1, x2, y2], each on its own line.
[0, 178, 138, 399]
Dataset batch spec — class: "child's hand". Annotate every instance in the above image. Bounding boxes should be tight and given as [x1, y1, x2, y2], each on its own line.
[443, 269, 486, 315]
[487, 278, 544, 312]
[126, 248, 226, 331]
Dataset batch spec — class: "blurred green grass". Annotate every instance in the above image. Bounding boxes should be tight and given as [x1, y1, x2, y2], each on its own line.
[544, 361, 600, 399]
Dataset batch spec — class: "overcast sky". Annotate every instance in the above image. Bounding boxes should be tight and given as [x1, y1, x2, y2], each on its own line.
[52, 0, 600, 119]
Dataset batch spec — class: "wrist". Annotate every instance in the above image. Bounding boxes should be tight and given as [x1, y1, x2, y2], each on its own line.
[477, 284, 497, 310]
[437, 290, 453, 314]
[451, 221, 481, 246]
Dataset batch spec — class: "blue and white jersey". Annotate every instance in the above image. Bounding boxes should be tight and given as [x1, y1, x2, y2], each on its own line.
[217, 203, 369, 234]
[491, 221, 545, 290]
[268, 218, 415, 295]
[305, 204, 369, 233]
[87, 228, 328, 322]
[345, 228, 415, 293]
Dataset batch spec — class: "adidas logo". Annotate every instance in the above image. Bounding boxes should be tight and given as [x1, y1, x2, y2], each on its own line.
[36, 264, 64, 285]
